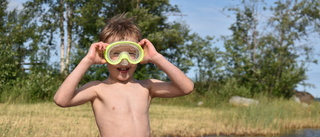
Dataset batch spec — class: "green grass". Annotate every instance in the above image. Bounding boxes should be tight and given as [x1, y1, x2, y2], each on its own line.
[1, 97, 320, 137]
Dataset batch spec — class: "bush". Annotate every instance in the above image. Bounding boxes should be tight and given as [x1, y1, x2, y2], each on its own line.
[152, 78, 252, 107]
[0, 71, 61, 103]
[217, 78, 251, 98]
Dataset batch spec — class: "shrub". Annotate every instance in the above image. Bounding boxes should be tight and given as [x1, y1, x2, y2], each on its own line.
[0, 71, 61, 103]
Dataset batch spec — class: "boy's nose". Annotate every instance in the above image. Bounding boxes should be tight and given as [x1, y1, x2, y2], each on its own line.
[120, 59, 129, 66]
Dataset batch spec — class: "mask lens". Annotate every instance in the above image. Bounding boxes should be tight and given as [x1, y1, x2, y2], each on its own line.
[109, 44, 140, 61]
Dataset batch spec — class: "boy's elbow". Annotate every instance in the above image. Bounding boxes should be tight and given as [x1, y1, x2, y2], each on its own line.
[53, 96, 69, 108]
[183, 82, 194, 95]
[54, 100, 69, 108]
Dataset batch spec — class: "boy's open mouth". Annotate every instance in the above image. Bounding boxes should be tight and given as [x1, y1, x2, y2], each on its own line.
[117, 68, 130, 73]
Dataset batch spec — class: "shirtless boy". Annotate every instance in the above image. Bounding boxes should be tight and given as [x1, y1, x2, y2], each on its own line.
[54, 14, 194, 137]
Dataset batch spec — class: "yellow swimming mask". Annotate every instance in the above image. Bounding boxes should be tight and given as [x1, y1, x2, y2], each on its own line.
[104, 41, 144, 65]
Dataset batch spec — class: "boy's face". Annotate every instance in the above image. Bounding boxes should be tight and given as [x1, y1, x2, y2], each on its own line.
[107, 62, 137, 82]
[106, 38, 139, 82]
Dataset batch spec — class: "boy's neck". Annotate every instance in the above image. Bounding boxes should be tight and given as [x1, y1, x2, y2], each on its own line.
[105, 77, 135, 84]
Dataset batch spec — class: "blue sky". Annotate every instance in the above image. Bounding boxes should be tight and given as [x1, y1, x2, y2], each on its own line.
[9, 0, 319, 97]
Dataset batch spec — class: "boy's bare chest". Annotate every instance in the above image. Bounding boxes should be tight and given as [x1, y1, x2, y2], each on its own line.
[94, 84, 151, 113]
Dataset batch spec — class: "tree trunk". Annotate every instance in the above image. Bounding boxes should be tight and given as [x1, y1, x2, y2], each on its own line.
[65, 3, 73, 75]
[59, 0, 66, 76]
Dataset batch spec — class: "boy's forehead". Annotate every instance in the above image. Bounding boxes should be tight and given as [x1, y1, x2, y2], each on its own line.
[108, 37, 139, 43]
[112, 45, 137, 51]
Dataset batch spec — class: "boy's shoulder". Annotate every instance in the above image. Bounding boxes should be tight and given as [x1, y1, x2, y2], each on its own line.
[87, 80, 105, 84]
[138, 78, 159, 83]
[138, 79, 164, 86]
[82, 80, 105, 87]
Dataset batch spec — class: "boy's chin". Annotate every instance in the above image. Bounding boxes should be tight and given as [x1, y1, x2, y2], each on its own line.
[117, 75, 133, 82]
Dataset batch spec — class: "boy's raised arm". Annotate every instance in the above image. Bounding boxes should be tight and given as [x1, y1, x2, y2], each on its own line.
[138, 39, 194, 98]
[54, 42, 107, 107]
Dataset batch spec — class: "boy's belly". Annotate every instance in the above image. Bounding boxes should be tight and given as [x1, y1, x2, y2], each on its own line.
[95, 111, 151, 137]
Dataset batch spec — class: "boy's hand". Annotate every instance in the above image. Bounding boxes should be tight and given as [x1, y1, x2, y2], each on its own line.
[85, 42, 108, 65]
[138, 39, 161, 64]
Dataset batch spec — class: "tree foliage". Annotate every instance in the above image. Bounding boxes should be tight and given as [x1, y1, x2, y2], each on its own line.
[222, 0, 319, 97]
[0, 0, 40, 86]
[0, 0, 60, 102]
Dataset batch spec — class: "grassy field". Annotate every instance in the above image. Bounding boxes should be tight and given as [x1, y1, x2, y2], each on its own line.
[1, 98, 320, 137]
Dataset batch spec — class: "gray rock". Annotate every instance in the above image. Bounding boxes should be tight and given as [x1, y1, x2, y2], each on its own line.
[229, 96, 259, 107]
[292, 91, 314, 105]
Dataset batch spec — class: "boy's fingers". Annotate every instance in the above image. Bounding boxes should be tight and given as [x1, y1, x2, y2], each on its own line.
[138, 39, 148, 46]
[93, 42, 108, 52]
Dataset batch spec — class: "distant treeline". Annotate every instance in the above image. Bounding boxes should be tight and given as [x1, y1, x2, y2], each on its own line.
[1, 0, 319, 103]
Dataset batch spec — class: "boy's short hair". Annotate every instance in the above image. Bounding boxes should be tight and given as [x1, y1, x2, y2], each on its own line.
[100, 14, 142, 43]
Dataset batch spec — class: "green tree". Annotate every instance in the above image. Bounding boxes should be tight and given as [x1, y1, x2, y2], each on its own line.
[129, 0, 195, 80]
[23, 0, 69, 76]
[0, 0, 40, 84]
[186, 34, 224, 82]
[263, 0, 319, 97]
[0, 0, 59, 102]
[222, 0, 319, 97]
[222, 0, 266, 96]
[23, 0, 105, 77]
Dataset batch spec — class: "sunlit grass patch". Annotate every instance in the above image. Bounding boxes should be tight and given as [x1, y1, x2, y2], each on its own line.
[1, 99, 320, 137]
[149, 97, 320, 136]
[0, 103, 98, 137]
